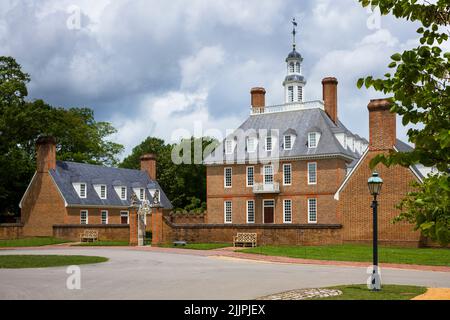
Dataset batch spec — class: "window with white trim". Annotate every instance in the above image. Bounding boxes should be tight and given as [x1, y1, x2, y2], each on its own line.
[225, 139, 234, 154]
[246, 166, 254, 187]
[79, 183, 87, 198]
[139, 188, 145, 201]
[80, 210, 88, 225]
[308, 198, 317, 223]
[120, 211, 129, 225]
[283, 164, 292, 185]
[101, 210, 108, 225]
[289, 62, 295, 73]
[266, 136, 272, 152]
[298, 86, 303, 102]
[246, 137, 257, 153]
[284, 199, 292, 223]
[308, 162, 317, 185]
[224, 167, 232, 188]
[247, 200, 255, 224]
[284, 135, 292, 150]
[100, 185, 107, 199]
[308, 132, 318, 148]
[120, 187, 127, 200]
[288, 86, 294, 102]
[295, 62, 301, 73]
[264, 165, 274, 185]
[224, 201, 232, 224]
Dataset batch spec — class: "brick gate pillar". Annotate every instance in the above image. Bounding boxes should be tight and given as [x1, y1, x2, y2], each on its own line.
[151, 206, 164, 246]
[129, 207, 138, 246]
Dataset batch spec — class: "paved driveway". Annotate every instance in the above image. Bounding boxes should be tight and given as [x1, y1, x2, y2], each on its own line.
[0, 247, 449, 300]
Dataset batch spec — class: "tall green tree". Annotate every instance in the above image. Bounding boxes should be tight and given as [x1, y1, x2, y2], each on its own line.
[0, 56, 123, 216]
[120, 136, 218, 211]
[357, 0, 450, 245]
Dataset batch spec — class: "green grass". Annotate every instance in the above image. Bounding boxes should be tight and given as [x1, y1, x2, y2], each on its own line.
[0, 237, 69, 247]
[238, 244, 450, 267]
[72, 241, 129, 247]
[0, 255, 108, 268]
[162, 243, 232, 250]
[310, 284, 426, 300]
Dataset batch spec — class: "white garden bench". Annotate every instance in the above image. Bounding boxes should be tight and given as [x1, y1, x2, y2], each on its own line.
[233, 233, 257, 248]
[79, 230, 99, 243]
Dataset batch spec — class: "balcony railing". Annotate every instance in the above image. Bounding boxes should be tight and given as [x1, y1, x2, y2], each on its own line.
[251, 100, 325, 115]
[253, 182, 280, 194]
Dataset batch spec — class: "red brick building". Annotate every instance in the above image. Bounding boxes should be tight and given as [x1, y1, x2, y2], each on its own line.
[203, 37, 427, 246]
[19, 136, 172, 238]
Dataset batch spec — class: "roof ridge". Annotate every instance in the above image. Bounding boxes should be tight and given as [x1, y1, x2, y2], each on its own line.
[58, 160, 143, 173]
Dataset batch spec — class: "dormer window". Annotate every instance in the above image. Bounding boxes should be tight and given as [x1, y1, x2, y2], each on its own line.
[100, 185, 107, 199]
[139, 188, 145, 201]
[308, 132, 319, 149]
[225, 139, 234, 154]
[266, 136, 273, 152]
[284, 135, 293, 150]
[120, 187, 127, 200]
[246, 137, 257, 153]
[79, 183, 87, 198]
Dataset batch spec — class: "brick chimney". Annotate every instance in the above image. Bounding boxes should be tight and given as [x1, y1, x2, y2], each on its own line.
[140, 154, 157, 180]
[36, 136, 56, 173]
[368, 99, 396, 151]
[251, 87, 266, 113]
[322, 77, 338, 123]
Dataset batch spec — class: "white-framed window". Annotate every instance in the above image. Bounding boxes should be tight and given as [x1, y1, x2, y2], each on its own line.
[120, 187, 127, 200]
[298, 86, 303, 102]
[139, 188, 145, 201]
[265, 136, 273, 152]
[289, 62, 295, 73]
[283, 163, 292, 186]
[247, 200, 255, 224]
[246, 166, 254, 187]
[101, 210, 108, 225]
[224, 201, 232, 224]
[264, 165, 274, 185]
[246, 137, 257, 153]
[120, 211, 129, 225]
[80, 210, 88, 224]
[225, 139, 234, 154]
[295, 62, 301, 73]
[308, 132, 318, 148]
[100, 185, 107, 199]
[284, 135, 293, 150]
[224, 167, 232, 188]
[308, 162, 317, 185]
[79, 183, 87, 198]
[308, 198, 317, 223]
[288, 86, 294, 102]
[283, 199, 292, 223]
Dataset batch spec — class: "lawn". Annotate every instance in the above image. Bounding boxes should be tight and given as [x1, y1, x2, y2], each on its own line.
[0, 237, 69, 247]
[72, 241, 129, 247]
[162, 243, 231, 250]
[0, 255, 108, 268]
[310, 284, 427, 300]
[238, 244, 450, 266]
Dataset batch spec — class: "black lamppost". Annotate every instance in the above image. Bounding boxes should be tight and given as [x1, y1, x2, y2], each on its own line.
[368, 171, 383, 291]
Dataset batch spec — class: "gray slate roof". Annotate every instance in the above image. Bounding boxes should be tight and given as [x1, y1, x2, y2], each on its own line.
[204, 108, 365, 165]
[50, 161, 172, 209]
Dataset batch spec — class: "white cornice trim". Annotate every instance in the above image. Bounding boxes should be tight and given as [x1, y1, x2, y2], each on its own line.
[18, 171, 37, 209]
[393, 146, 424, 183]
[334, 147, 370, 200]
[49, 172, 69, 207]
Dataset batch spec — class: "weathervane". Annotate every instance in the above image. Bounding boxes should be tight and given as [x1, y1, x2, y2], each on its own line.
[292, 17, 298, 51]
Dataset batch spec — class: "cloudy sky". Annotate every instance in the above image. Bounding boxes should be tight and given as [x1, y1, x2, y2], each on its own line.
[0, 0, 423, 157]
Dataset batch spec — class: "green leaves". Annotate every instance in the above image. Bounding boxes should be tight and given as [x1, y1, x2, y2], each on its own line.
[358, 0, 450, 247]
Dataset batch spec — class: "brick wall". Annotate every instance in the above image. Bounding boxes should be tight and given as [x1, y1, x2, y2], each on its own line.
[53, 224, 130, 242]
[169, 213, 206, 224]
[161, 217, 342, 246]
[206, 158, 347, 224]
[0, 224, 23, 240]
[338, 151, 421, 246]
[21, 172, 66, 237]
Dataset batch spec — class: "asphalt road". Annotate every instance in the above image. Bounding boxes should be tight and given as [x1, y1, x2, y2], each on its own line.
[0, 248, 449, 300]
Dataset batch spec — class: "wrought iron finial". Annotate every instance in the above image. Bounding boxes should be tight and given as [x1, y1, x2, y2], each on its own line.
[292, 17, 298, 51]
